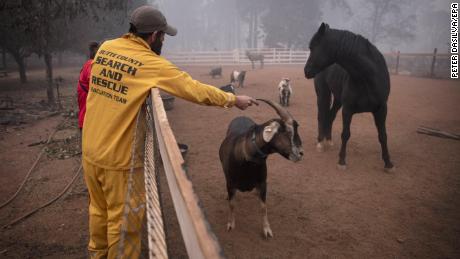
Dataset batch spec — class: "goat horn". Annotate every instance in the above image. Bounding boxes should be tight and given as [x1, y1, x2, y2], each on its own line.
[256, 98, 293, 123]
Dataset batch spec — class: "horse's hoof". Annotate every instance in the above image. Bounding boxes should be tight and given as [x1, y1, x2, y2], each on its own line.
[316, 142, 324, 152]
[337, 164, 347, 170]
[227, 221, 235, 232]
[384, 166, 395, 173]
[326, 140, 334, 147]
[263, 226, 273, 239]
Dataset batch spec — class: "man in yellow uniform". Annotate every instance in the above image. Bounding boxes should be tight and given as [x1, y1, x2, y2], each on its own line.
[82, 5, 258, 259]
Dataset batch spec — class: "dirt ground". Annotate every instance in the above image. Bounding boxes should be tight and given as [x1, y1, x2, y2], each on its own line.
[0, 65, 459, 259]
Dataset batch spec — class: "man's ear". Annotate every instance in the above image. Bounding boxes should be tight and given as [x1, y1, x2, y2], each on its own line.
[145, 33, 155, 44]
[263, 121, 280, 142]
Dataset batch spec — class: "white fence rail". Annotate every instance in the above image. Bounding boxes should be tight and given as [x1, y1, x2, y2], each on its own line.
[164, 48, 452, 79]
[163, 48, 309, 66]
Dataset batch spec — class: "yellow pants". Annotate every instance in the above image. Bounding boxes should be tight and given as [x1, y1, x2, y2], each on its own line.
[83, 159, 145, 259]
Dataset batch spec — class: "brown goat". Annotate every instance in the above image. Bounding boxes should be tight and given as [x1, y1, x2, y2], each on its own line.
[219, 99, 303, 238]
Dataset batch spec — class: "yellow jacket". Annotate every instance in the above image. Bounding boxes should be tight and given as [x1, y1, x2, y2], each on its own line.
[82, 33, 235, 170]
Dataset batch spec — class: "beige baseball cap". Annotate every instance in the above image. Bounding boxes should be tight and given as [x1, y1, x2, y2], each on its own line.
[130, 5, 177, 36]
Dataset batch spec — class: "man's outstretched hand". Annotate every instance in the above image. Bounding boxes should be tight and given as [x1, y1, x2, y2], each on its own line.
[234, 95, 259, 110]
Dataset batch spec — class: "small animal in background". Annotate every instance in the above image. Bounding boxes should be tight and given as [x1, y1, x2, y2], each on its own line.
[278, 78, 292, 107]
[219, 84, 236, 94]
[246, 50, 264, 69]
[209, 66, 222, 78]
[230, 70, 246, 88]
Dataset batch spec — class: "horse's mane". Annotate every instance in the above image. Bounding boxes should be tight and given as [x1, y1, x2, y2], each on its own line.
[334, 29, 387, 68]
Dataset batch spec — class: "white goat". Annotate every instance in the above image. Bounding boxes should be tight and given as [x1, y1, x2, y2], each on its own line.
[278, 78, 292, 106]
[230, 70, 246, 88]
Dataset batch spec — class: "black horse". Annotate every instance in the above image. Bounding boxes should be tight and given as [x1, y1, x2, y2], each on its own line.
[312, 64, 346, 151]
[304, 23, 394, 171]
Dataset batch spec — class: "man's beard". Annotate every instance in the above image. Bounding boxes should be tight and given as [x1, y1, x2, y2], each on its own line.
[150, 37, 163, 55]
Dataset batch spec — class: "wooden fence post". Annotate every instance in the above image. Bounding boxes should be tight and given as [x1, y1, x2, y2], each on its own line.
[395, 51, 400, 75]
[430, 48, 437, 78]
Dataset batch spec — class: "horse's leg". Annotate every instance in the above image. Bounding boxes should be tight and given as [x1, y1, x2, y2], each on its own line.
[315, 84, 329, 152]
[251, 61, 255, 69]
[338, 109, 353, 170]
[326, 98, 342, 147]
[260, 59, 264, 69]
[372, 105, 394, 171]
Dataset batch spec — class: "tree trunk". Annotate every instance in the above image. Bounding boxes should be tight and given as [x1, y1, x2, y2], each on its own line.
[10, 50, 27, 83]
[58, 52, 63, 66]
[2, 47, 6, 69]
[253, 10, 258, 49]
[17, 58, 27, 84]
[370, 6, 379, 43]
[248, 12, 254, 48]
[236, 15, 241, 49]
[44, 52, 55, 107]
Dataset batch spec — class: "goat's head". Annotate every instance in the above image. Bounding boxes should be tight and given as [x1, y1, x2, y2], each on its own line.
[257, 99, 303, 162]
[280, 78, 290, 89]
[282, 77, 290, 83]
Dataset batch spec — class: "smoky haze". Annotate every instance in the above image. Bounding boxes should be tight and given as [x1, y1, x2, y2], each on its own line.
[0, 0, 452, 109]
[0, 0, 452, 88]
[155, 0, 451, 53]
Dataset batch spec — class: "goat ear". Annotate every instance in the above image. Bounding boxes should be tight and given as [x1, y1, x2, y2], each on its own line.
[263, 121, 280, 142]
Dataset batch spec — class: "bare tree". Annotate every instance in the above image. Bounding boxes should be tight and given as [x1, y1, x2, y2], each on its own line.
[417, 9, 450, 52]
[261, 0, 322, 49]
[236, 0, 266, 48]
[0, 2, 35, 83]
[354, 0, 416, 45]
[33, 1, 138, 107]
[200, 0, 240, 50]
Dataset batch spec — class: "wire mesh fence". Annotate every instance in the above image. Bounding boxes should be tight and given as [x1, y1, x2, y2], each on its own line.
[384, 49, 451, 79]
[118, 89, 224, 259]
[143, 96, 168, 259]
